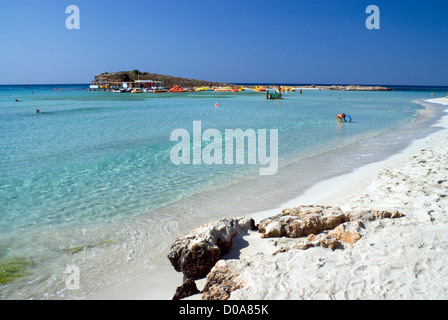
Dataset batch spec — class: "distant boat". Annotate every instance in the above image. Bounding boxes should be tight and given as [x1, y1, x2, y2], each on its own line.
[278, 86, 295, 92]
[214, 86, 232, 92]
[131, 88, 143, 93]
[169, 85, 188, 92]
[253, 86, 266, 92]
[195, 87, 213, 92]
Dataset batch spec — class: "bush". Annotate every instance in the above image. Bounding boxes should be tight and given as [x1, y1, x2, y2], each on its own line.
[119, 73, 131, 82]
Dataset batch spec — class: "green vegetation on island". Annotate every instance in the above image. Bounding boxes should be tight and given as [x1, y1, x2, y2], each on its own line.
[92, 70, 231, 89]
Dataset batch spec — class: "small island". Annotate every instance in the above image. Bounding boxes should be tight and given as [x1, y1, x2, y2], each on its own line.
[90, 70, 392, 92]
[91, 70, 231, 91]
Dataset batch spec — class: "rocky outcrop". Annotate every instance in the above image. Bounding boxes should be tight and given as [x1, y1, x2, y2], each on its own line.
[258, 206, 404, 241]
[330, 224, 362, 245]
[258, 205, 348, 239]
[273, 233, 339, 255]
[346, 209, 404, 222]
[92, 71, 230, 89]
[262, 85, 392, 91]
[167, 217, 255, 281]
[202, 261, 243, 300]
[172, 279, 200, 300]
[167, 206, 405, 300]
[316, 85, 392, 91]
[259, 206, 404, 255]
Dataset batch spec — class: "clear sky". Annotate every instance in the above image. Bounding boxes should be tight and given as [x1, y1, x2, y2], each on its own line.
[0, 0, 447, 85]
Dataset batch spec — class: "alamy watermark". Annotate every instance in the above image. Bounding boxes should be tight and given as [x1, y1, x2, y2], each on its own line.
[66, 5, 80, 30]
[366, 5, 380, 30]
[64, 265, 80, 290]
[170, 121, 278, 176]
[65, 5, 379, 31]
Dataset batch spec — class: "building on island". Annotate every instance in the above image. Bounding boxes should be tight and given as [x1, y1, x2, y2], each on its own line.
[89, 80, 166, 92]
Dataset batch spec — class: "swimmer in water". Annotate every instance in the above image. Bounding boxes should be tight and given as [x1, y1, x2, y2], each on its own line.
[36, 109, 40, 114]
[336, 113, 346, 122]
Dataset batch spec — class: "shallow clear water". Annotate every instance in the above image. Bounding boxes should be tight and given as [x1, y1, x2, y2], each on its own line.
[0, 84, 446, 298]
[0, 86, 432, 230]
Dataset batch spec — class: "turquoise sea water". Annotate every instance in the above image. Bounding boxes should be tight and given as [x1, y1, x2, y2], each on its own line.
[0, 84, 446, 298]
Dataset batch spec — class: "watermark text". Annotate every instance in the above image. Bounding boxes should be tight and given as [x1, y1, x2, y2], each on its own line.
[66, 5, 80, 30]
[170, 121, 278, 176]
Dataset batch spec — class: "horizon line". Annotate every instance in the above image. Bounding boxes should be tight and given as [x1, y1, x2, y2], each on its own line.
[1, 82, 448, 88]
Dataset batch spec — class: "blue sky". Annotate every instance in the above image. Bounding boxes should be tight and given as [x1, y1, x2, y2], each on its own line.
[0, 0, 447, 85]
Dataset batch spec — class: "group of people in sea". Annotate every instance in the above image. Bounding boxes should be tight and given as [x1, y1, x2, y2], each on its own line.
[17, 96, 352, 120]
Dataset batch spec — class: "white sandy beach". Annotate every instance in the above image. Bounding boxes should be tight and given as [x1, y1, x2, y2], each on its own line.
[221, 97, 448, 300]
[88, 96, 448, 300]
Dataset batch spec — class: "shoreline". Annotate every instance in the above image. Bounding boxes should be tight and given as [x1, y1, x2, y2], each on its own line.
[87, 97, 448, 300]
[252, 97, 448, 223]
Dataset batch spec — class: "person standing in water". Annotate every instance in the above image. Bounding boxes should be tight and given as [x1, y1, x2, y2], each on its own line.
[336, 113, 346, 122]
